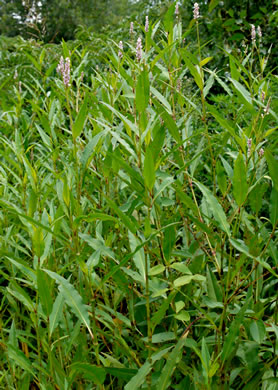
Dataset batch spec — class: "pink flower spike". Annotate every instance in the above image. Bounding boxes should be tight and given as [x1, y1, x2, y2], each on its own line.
[193, 3, 199, 20]
[145, 16, 149, 32]
[136, 37, 142, 61]
[118, 41, 123, 59]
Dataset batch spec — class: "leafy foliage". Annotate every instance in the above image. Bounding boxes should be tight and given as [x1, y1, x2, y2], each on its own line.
[0, 3, 278, 389]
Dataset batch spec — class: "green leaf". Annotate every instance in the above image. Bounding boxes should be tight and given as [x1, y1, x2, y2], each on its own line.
[70, 363, 106, 385]
[124, 348, 171, 390]
[174, 275, 193, 287]
[104, 196, 138, 234]
[175, 311, 190, 322]
[182, 52, 203, 90]
[81, 131, 105, 170]
[209, 0, 220, 12]
[163, 224, 176, 262]
[200, 57, 213, 67]
[265, 150, 278, 192]
[206, 266, 222, 303]
[194, 181, 231, 236]
[44, 270, 93, 340]
[149, 264, 165, 276]
[8, 344, 36, 377]
[221, 295, 250, 363]
[151, 291, 176, 331]
[124, 361, 152, 390]
[72, 94, 88, 139]
[136, 69, 150, 113]
[250, 320, 266, 344]
[170, 263, 192, 274]
[216, 159, 227, 195]
[233, 152, 248, 206]
[143, 147, 156, 191]
[201, 337, 210, 372]
[270, 188, 278, 227]
[151, 86, 172, 115]
[157, 331, 189, 390]
[206, 103, 243, 149]
[49, 291, 64, 337]
[229, 78, 256, 114]
[37, 268, 53, 317]
[104, 367, 137, 380]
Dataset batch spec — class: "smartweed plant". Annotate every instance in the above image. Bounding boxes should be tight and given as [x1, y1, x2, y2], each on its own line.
[0, 3, 277, 389]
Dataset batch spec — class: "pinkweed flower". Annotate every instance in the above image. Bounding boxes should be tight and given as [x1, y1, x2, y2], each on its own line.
[257, 26, 262, 39]
[251, 24, 256, 44]
[57, 56, 64, 75]
[193, 3, 199, 20]
[175, 2, 179, 16]
[145, 16, 149, 32]
[63, 57, 71, 87]
[14, 70, 18, 79]
[118, 41, 123, 59]
[57, 56, 71, 87]
[130, 21, 134, 36]
[261, 90, 266, 103]
[18, 81, 22, 93]
[136, 37, 142, 61]
[259, 148, 264, 157]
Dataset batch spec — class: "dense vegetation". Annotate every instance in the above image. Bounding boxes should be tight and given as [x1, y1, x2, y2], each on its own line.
[0, 1, 278, 389]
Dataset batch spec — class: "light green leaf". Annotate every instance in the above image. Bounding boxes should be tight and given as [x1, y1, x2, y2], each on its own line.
[136, 69, 150, 113]
[233, 151, 248, 206]
[72, 94, 88, 139]
[151, 86, 172, 114]
[143, 147, 156, 191]
[8, 344, 36, 377]
[194, 181, 231, 236]
[44, 270, 93, 340]
[265, 150, 278, 192]
[37, 268, 53, 317]
[270, 188, 278, 227]
[156, 331, 189, 390]
[229, 78, 256, 114]
[250, 320, 266, 344]
[149, 264, 165, 276]
[81, 131, 105, 170]
[174, 275, 193, 287]
[49, 291, 64, 337]
[70, 363, 106, 385]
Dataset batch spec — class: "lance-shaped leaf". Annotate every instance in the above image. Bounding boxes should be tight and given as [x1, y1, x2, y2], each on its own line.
[265, 150, 278, 191]
[44, 270, 93, 340]
[157, 331, 189, 390]
[233, 151, 248, 206]
[143, 146, 155, 191]
[194, 181, 231, 236]
[72, 93, 88, 139]
[136, 69, 150, 113]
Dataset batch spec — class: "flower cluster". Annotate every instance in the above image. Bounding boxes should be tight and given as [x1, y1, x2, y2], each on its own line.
[130, 21, 134, 36]
[136, 37, 142, 61]
[57, 56, 71, 87]
[118, 41, 123, 59]
[175, 2, 179, 16]
[251, 24, 256, 44]
[145, 16, 149, 32]
[193, 3, 199, 20]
